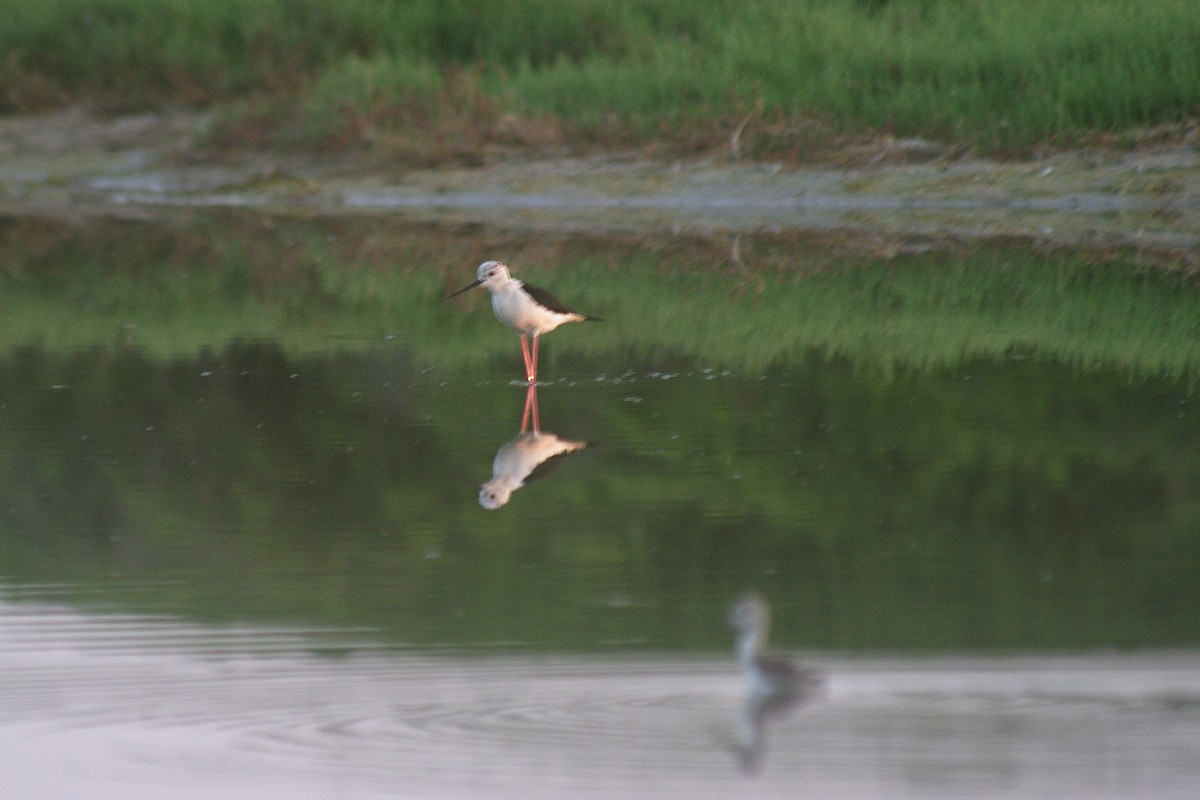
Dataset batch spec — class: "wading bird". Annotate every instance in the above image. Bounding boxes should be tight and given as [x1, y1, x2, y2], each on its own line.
[728, 592, 822, 772]
[448, 260, 601, 383]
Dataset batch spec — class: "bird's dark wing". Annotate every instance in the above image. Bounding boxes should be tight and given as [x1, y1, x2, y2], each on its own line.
[521, 282, 590, 318]
[523, 445, 588, 485]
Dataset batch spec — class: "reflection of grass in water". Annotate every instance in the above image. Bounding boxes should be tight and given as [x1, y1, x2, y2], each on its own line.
[2, 220, 1197, 648]
[3, 221, 1197, 654]
[3, 339, 1197, 652]
[0, 217, 1196, 381]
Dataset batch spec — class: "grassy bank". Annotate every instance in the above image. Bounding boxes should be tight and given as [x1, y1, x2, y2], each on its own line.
[0, 0, 1196, 160]
[1, 214, 1197, 381]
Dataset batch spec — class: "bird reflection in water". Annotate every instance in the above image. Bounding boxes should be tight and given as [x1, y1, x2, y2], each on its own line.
[728, 592, 822, 773]
[479, 384, 588, 509]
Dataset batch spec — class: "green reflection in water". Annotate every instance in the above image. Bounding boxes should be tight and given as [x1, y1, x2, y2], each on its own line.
[0, 214, 1197, 653]
[0, 342, 1197, 653]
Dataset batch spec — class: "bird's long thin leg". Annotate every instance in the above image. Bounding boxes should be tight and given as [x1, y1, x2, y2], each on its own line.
[529, 383, 540, 433]
[529, 334, 540, 384]
[520, 383, 534, 433]
[519, 335, 534, 383]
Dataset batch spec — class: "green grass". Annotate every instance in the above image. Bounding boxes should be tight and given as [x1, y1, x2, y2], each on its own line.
[0, 214, 1197, 383]
[0, 0, 1196, 156]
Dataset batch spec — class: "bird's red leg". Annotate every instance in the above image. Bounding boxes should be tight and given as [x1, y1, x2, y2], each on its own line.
[520, 383, 534, 433]
[529, 383, 540, 434]
[519, 335, 534, 383]
[529, 334, 540, 384]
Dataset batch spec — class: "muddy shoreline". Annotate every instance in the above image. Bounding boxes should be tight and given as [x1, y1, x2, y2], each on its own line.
[2, 109, 1197, 266]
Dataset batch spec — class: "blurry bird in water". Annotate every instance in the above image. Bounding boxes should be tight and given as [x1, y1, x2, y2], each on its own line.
[728, 592, 822, 772]
[448, 260, 601, 383]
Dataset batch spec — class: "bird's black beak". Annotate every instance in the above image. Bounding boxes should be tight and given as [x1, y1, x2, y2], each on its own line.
[447, 279, 482, 299]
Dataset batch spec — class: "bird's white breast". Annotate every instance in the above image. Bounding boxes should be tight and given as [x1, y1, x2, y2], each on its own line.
[491, 282, 577, 336]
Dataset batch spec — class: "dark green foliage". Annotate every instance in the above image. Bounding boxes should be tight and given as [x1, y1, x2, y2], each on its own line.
[0, 0, 1196, 151]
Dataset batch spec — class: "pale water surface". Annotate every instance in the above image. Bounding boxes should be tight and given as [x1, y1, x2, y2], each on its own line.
[4, 598, 1199, 800]
[0, 213, 1198, 798]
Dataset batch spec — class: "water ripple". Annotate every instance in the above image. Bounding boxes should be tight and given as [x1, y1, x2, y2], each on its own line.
[3, 596, 1200, 799]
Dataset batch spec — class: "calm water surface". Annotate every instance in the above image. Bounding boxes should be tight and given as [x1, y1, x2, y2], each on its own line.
[1, 213, 1198, 798]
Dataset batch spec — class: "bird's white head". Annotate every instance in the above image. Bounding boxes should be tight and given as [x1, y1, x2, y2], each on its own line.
[476, 260, 512, 292]
[478, 479, 513, 509]
[729, 592, 773, 664]
[447, 260, 514, 299]
[729, 592, 771, 635]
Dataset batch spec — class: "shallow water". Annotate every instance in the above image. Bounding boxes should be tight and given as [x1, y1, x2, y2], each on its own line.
[0, 212, 1198, 797]
[4, 598, 1199, 799]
